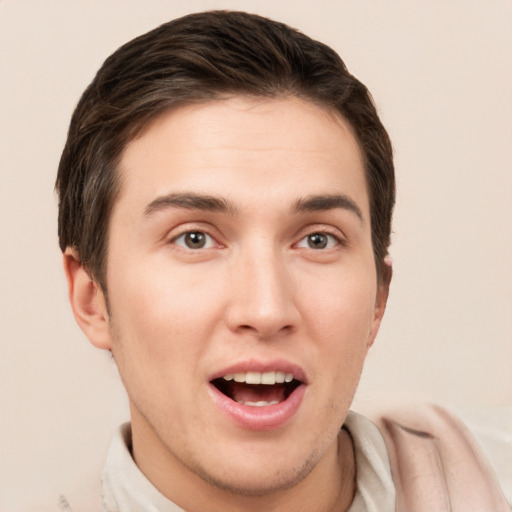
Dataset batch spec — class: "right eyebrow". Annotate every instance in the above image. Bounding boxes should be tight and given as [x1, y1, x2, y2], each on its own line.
[144, 192, 238, 217]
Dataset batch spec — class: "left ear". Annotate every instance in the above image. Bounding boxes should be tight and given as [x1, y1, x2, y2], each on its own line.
[367, 256, 392, 350]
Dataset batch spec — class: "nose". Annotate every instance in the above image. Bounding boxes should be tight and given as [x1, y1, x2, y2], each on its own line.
[226, 243, 299, 340]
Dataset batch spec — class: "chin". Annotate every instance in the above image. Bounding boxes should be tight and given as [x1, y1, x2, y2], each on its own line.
[188, 445, 322, 497]
[198, 465, 312, 497]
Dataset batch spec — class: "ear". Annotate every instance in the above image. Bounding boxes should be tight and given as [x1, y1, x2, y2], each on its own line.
[367, 256, 393, 350]
[62, 248, 112, 350]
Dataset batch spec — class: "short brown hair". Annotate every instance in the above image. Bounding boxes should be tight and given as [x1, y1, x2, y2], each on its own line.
[56, 10, 395, 291]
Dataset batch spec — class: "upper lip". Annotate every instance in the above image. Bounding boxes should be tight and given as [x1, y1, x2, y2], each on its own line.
[208, 359, 308, 384]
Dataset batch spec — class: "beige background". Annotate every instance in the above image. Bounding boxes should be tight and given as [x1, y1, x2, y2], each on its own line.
[1, 1, 511, 510]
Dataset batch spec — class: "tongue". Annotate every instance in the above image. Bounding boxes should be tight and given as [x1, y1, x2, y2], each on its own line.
[231, 383, 286, 404]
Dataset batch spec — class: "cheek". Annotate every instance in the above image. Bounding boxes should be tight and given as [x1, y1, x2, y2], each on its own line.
[301, 271, 377, 386]
[105, 267, 218, 421]
[106, 260, 226, 372]
[303, 269, 377, 341]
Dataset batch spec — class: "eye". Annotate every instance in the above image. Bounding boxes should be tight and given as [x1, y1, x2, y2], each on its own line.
[173, 231, 216, 250]
[296, 232, 340, 250]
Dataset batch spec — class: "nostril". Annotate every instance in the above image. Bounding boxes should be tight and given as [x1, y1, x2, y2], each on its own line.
[236, 323, 295, 338]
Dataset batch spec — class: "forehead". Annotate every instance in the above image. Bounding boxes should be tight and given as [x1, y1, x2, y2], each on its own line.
[115, 96, 368, 216]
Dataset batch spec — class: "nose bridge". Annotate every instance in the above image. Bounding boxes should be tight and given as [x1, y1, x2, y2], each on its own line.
[229, 237, 297, 337]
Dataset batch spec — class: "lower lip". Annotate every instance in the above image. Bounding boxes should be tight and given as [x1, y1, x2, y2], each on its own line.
[208, 383, 306, 431]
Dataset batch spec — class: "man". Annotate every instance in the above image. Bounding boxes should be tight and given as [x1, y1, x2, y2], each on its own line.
[56, 11, 509, 512]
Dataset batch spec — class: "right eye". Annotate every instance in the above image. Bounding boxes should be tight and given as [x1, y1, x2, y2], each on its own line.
[172, 231, 216, 250]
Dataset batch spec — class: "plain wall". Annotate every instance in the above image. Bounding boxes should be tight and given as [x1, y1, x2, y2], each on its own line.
[1, 1, 511, 510]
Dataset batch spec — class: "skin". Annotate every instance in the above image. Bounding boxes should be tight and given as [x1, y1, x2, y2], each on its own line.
[64, 96, 390, 512]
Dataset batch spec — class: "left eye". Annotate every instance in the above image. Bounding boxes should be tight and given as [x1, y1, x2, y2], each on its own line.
[173, 231, 216, 249]
[296, 232, 339, 250]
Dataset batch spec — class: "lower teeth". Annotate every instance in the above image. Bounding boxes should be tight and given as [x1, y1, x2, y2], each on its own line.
[237, 400, 280, 407]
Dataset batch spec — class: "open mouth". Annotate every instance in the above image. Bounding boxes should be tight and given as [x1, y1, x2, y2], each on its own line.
[211, 371, 302, 407]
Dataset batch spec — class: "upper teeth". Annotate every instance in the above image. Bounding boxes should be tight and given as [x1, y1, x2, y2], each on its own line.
[222, 371, 293, 385]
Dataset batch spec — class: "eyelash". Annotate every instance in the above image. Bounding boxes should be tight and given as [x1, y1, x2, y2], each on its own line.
[171, 230, 219, 250]
[295, 231, 342, 250]
[169, 228, 343, 252]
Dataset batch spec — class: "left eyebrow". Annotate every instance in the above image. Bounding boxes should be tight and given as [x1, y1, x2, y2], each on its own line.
[293, 194, 364, 222]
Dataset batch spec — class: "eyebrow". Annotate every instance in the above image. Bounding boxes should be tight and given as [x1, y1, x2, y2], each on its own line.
[144, 192, 363, 222]
[144, 193, 238, 217]
[294, 194, 363, 222]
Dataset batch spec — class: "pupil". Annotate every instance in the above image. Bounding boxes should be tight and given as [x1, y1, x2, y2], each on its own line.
[308, 233, 327, 249]
[185, 232, 206, 248]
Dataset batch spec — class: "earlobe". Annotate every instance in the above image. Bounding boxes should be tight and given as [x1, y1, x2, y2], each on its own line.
[367, 256, 393, 350]
[62, 248, 112, 350]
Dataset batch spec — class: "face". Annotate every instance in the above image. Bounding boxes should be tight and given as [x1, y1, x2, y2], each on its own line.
[95, 97, 388, 496]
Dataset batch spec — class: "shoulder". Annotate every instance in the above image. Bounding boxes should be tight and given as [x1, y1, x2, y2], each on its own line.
[372, 404, 511, 512]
